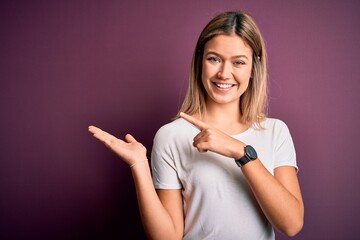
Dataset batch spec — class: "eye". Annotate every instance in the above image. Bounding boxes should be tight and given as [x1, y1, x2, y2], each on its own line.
[233, 60, 245, 66]
[207, 57, 220, 63]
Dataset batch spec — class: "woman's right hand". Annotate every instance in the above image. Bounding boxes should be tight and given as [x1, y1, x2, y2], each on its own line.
[88, 126, 147, 166]
[89, 125, 184, 239]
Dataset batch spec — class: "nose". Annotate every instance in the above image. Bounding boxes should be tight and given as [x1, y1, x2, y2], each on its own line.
[217, 61, 232, 80]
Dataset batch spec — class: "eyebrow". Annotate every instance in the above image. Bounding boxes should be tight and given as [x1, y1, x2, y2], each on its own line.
[205, 51, 250, 60]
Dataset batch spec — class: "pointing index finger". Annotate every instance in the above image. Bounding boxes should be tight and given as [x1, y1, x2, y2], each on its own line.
[180, 112, 208, 130]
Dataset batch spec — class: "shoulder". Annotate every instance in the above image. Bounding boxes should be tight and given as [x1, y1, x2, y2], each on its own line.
[259, 117, 293, 141]
[261, 118, 289, 131]
[153, 118, 197, 143]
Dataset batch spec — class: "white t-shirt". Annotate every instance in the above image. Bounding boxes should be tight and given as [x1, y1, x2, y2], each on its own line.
[151, 118, 297, 240]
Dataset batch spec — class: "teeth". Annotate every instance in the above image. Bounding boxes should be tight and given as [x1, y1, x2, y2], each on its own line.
[215, 83, 233, 89]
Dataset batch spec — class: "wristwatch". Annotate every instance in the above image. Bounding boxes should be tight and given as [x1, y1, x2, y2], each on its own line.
[235, 145, 257, 167]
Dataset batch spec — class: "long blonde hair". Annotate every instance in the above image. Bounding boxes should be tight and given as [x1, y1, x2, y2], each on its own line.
[177, 11, 268, 128]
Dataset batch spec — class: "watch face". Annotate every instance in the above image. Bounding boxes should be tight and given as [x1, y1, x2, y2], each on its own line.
[246, 145, 257, 160]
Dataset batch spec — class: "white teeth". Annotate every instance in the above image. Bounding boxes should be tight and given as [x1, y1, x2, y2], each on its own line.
[215, 83, 233, 89]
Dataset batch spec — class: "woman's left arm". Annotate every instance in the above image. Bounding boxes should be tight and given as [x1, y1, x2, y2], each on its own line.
[241, 161, 304, 237]
[180, 112, 304, 237]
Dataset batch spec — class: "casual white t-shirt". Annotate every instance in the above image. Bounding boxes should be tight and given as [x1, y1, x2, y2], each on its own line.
[151, 118, 297, 240]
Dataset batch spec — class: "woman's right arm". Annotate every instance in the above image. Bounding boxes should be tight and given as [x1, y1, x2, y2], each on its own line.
[88, 126, 184, 240]
[131, 162, 184, 240]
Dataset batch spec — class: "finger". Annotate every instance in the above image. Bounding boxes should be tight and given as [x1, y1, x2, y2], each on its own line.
[180, 112, 208, 130]
[194, 142, 209, 153]
[88, 126, 123, 146]
[125, 134, 136, 143]
[88, 125, 101, 135]
[193, 130, 207, 144]
[89, 126, 109, 141]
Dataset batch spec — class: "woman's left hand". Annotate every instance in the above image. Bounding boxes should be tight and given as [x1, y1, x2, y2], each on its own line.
[180, 112, 246, 160]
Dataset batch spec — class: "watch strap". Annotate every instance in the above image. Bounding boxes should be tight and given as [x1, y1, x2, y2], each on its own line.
[235, 155, 251, 167]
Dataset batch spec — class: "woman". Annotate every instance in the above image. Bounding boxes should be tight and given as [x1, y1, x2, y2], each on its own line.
[89, 11, 304, 239]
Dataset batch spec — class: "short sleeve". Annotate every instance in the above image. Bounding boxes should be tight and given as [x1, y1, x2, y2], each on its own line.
[273, 120, 298, 171]
[151, 126, 183, 189]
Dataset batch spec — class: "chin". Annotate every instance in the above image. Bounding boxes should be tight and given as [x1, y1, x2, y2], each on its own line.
[207, 96, 240, 106]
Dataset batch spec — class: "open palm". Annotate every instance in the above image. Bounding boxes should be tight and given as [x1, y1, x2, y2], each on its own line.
[88, 126, 147, 166]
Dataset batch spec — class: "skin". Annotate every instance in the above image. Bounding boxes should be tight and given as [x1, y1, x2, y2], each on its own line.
[202, 34, 252, 113]
[88, 34, 304, 238]
[88, 127, 184, 240]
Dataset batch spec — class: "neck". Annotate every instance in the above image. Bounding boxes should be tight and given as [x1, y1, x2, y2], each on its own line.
[201, 100, 248, 135]
[204, 104, 240, 123]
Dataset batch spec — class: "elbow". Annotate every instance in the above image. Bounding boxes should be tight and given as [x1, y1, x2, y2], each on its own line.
[280, 218, 304, 238]
[283, 226, 302, 238]
[278, 203, 305, 237]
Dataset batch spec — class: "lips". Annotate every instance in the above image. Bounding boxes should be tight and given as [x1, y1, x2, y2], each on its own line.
[212, 82, 236, 89]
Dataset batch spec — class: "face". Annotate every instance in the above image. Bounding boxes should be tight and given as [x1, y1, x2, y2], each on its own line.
[201, 34, 253, 107]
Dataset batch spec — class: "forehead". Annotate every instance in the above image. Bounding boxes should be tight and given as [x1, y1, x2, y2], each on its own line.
[204, 34, 253, 57]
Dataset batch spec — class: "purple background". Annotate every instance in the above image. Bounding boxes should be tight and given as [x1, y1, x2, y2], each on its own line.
[1, 0, 359, 239]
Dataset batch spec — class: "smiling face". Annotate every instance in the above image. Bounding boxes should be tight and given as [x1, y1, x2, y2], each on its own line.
[201, 34, 253, 108]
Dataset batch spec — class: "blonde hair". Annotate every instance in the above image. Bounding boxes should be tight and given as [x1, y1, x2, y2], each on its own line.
[177, 11, 268, 128]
